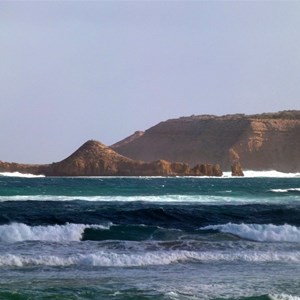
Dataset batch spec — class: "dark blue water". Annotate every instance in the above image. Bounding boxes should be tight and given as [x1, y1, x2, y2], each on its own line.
[0, 175, 299, 300]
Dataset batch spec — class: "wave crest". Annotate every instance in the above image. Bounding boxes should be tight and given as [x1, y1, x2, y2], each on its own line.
[200, 223, 300, 243]
[1, 250, 299, 267]
[269, 294, 300, 300]
[0, 223, 109, 243]
[270, 188, 300, 193]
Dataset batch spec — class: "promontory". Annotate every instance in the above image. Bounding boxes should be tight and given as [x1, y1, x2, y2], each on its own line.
[112, 110, 300, 172]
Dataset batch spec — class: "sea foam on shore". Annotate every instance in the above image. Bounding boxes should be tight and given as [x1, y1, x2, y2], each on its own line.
[0, 172, 45, 178]
[223, 170, 300, 178]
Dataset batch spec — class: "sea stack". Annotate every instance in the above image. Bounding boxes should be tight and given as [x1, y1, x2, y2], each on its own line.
[231, 162, 244, 177]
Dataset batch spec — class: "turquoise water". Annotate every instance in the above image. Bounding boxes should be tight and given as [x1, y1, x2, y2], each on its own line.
[0, 175, 299, 300]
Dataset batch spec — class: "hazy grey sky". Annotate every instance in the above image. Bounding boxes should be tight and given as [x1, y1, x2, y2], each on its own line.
[1, 1, 300, 163]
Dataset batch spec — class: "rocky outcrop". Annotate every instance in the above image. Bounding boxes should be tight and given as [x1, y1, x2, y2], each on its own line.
[44, 140, 134, 176]
[0, 140, 223, 177]
[133, 161, 222, 177]
[231, 162, 244, 177]
[112, 111, 300, 172]
[0, 161, 44, 175]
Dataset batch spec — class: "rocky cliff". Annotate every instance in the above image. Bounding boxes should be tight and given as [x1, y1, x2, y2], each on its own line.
[112, 111, 300, 172]
[0, 140, 222, 176]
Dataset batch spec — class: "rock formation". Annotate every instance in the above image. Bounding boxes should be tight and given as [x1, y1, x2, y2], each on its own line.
[231, 162, 244, 177]
[44, 140, 133, 176]
[0, 161, 42, 175]
[112, 111, 300, 172]
[0, 140, 222, 177]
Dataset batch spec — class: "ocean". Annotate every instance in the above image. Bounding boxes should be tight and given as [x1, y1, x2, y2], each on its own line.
[0, 172, 299, 300]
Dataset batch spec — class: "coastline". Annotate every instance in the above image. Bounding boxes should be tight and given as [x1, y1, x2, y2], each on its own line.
[1, 170, 300, 178]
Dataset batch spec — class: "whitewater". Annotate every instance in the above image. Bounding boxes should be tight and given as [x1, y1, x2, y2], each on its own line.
[0, 175, 299, 300]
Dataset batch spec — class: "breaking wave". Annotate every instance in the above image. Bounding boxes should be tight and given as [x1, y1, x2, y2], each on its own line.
[1, 171, 299, 179]
[0, 194, 243, 203]
[0, 172, 45, 178]
[0, 250, 299, 268]
[270, 188, 300, 193]
[0, 194, 297, 205]
[243, 171, 300, 178]
[0, 223, 110, 243]
[269, 295, 300, 300]
[201, 223, 300, 243]
[223, 170, 300, 178]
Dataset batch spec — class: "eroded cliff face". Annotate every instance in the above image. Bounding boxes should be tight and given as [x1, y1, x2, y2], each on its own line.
[112, 111, 300, 172]
[0, 140, 222, 176]
[230, 118, 300, 171]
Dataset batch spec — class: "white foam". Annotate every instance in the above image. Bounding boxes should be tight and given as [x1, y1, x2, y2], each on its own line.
[0, 252, 188, 267]
[0, 194, 288, 204]
[0, 249, 299, 267]
[201, 223, 300, 243]
[0, 172, 45, 178]
[0, 171, 299, 178]
[270, 188, 300, 193]
[269, 294, 300, 300]
[222, 170, 300, 178]
[0, 194, 238, 203]
[242, 171, 300, 178]
[0, 223, 109, 243]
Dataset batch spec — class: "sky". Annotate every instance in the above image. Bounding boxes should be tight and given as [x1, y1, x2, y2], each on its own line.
[1, 0, 300, 163]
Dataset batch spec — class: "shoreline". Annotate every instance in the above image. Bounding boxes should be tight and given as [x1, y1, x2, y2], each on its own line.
[1, 170, 300, 178]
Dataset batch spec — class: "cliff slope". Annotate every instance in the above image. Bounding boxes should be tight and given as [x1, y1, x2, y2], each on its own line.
[111, 131, 144, 148]
[112, 111, 300, 172]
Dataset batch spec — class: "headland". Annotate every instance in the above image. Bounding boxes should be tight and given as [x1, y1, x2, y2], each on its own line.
[112, 110, 300, 172]
[1, 110, 299, 176]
